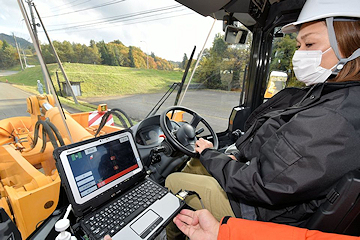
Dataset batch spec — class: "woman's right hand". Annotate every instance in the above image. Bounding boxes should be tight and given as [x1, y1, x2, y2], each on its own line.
[195, 138, 214, 154]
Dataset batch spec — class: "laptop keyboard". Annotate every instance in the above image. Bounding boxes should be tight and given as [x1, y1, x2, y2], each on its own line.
[82, 180, 169, 239]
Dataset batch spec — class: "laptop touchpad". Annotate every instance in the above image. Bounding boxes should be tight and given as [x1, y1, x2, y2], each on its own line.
[130, 210, 163, 238]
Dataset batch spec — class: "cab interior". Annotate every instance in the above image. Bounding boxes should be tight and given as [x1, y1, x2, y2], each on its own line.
[1, 0, 359, 239]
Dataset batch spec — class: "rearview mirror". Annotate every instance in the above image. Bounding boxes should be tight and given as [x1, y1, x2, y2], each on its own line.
[224, 25, 249, 44]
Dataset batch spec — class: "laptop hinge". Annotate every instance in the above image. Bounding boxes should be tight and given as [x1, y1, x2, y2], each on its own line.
[83, 206, 94, 216]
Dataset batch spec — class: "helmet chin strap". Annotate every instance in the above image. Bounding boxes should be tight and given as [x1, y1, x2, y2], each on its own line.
[326, 17, 360, 75]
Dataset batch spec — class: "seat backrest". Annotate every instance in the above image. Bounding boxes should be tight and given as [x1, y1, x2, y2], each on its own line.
[305, 169, 360, 236]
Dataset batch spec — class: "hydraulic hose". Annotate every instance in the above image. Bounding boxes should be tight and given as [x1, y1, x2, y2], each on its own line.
[95, 108, 133, 137]
[45, 119, 65, 146]
[32, 120, 59, 152]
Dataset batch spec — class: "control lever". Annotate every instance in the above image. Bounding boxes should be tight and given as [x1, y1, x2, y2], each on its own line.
[231, 129, 244, 141]
[195, 128, 204, 135]
[149, 146, 166, 164]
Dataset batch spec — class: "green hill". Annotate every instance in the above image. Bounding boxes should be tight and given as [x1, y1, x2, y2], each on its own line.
[0, 63, 184, 97]
[0, 33, 32, 49]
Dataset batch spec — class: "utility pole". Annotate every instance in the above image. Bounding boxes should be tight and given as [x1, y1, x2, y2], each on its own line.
[33, 3, 79, 104]
[26, 0, 40, 47]
[12, 33, 24, 70]
[26, 0, 49, 93]
[140, 41, 149, 69]
[22, 49, 28, 67]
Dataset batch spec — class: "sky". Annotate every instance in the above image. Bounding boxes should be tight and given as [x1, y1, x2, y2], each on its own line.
[0, 0, 224, 62]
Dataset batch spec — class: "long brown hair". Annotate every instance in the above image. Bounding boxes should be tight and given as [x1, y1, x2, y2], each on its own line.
[332, 20, 360, 82]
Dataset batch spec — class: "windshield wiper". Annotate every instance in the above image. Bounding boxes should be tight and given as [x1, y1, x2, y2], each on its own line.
[145, 83, 179, 118]
[174, 46, 196, 106]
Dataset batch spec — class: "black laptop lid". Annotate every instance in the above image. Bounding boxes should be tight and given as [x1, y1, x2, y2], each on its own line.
[54, 130, 146, 217]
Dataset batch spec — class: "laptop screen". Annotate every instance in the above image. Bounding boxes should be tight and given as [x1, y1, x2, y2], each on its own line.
[59, 131, 143, 204]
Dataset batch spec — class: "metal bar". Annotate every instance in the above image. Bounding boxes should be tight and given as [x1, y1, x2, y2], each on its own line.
[17, 0, 74, 143]
[178, 17, 217, 106]
[174, 46, 196, 106]
[32, 4, 79, 104]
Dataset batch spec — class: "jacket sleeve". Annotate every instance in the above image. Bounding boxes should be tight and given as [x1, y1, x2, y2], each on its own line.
[217, 217, 360, 240]
[200, 106, 360, 205]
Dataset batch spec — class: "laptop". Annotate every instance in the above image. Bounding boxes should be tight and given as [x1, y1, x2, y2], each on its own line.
[54, 129, 185, 240]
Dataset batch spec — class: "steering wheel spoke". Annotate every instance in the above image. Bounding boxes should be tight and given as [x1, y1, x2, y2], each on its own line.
[160, 106, 219, 158]
[190, 114, 202, 128]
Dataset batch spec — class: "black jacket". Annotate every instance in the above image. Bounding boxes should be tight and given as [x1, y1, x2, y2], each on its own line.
[200, 81, 360, 226]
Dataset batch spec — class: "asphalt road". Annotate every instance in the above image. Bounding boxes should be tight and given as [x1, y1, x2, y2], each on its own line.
[83, 90, 242, 132]
[0, 82, 31, 120]
[0, 82, 77, 120]
[0, 74, 242, 132]
[0, 70, 19, 77]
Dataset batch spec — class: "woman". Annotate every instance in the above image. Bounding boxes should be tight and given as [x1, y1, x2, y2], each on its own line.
[166, 0, 360, 239]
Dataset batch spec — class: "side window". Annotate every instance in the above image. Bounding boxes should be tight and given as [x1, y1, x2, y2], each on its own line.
[265, 28, 305, 99]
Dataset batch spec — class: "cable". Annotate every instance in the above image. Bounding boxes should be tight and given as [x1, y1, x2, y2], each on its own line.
[42, 0, 126, 18]
[94, 108, 133, 137]
[46, 4, 182, 27]
[44, 12, 194, 33]
[46, 7, 187, 32]
[32, 120, 59, 152]
[175, 190, 205, 209]
[49, 0, 91, 12]
[46, 119, 66, 146]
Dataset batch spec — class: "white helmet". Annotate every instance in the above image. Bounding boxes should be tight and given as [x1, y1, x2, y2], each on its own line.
[281, 0, 360, 75]
[282, 0, 360, 33]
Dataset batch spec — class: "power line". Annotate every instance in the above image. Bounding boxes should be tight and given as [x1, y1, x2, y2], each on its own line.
[43, 0, 125, 18]
[46, 5, 186, 31]
[45, 12, 195, 34]
[46, 5, 183, 27]
[49, 0, 92, 12]
[47, 9, 191, 32]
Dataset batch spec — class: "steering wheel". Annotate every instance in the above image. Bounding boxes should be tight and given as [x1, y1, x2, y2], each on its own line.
[160, 106, 219, 158]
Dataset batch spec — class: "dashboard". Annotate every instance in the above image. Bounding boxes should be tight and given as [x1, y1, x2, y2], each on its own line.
[133, 115, 181, 147]
[135, 125, 164, 146]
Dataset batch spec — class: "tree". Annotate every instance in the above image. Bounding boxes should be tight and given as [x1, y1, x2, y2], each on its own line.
[128, 46, 135, 67]
[41, 44, 56, 63]
[83, 40, 101, 64]
[181, 53, 188, 69]
[269, 33, 304, 87]
[150, 52, 156, 61]
[196, 34, 227, 89]
[97, 41, 111, 65]
[72, 43, 84, 63]
[0, 40, 17, 69]
[270, 34, 297, 72]
[211, 33, 228, 58]
[2, 40, 10, 50]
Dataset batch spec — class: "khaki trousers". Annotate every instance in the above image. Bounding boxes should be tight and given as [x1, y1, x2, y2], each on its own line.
[165, 158, 235, 240]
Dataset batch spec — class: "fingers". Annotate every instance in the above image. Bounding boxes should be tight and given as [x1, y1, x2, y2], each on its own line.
[176, 210, 196, 225]
[196, 138, 214, 148]
[103, 235, 112, 240]
[195, 138, 213, 154]
[173, 214, 191, 237]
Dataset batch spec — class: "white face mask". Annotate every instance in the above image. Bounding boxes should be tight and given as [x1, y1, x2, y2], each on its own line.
[292, 48, 335, 86]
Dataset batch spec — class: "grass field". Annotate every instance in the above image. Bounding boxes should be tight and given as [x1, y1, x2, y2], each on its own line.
[0, 63, 185, 97]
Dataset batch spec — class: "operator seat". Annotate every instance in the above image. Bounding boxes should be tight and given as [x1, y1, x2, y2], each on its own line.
[304, 169, 360, 236]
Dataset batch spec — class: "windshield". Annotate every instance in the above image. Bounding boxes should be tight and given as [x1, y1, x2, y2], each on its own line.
[264, 27, 304, 99]
[0, 0, 252, 133]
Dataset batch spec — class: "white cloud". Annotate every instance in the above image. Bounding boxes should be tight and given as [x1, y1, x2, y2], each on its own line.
[1, 0, 224, 61]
